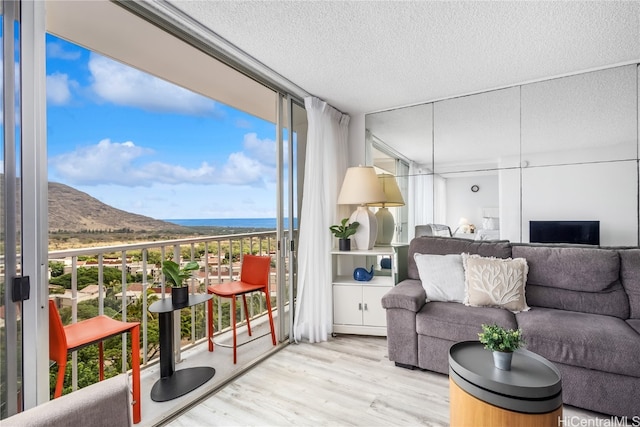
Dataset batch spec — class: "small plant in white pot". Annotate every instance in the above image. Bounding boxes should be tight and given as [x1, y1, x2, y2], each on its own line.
[330, 218, 360, 251]
[478, 323, 525, 370]
[162, 260, 199, 306]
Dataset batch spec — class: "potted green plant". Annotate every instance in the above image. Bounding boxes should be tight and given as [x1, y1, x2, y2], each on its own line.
[330, 218, 360, 251]
[478, 323, 525, 371]
[162, 260, 199, 306]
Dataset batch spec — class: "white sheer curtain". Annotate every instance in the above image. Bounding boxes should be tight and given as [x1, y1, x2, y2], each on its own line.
[408, 161, 434, 240]
[293, 97, 349, 343]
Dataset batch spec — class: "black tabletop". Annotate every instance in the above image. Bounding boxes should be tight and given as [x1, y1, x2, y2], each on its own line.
[149, 293, 211, 313]
[449, 341, 562, 399]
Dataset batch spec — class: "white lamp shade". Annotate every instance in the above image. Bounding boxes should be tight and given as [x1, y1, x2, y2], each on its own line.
[457, 217, 470, 233]
[337, 166, 385, 250]
[337, 166, 386, 205]
[368, 173, 405, 208]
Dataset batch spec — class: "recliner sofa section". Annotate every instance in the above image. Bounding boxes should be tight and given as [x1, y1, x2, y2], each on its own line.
[381, 236, 640, 418]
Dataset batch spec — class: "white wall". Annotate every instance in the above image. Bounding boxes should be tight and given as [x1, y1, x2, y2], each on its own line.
[522, 161, 638, 246]
[348, 113, 366, 166]
[499, 168, 521, 242]
[444, 174, 499, 232]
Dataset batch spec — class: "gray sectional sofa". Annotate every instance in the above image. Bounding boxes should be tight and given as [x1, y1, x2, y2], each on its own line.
[381, 236, 640, 418]
[3, 374, 132, 426]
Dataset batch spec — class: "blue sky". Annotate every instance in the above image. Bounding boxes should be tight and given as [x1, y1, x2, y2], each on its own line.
[45, 34, 278, 220]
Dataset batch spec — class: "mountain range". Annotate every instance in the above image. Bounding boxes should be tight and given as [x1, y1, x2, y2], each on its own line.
[0, 174, 189, 233]
[47, 182, 187, 233]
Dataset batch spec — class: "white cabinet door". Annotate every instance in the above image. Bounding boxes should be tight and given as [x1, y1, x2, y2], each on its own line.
[333, 285, 363, 325]
[362, 286, 389, 327]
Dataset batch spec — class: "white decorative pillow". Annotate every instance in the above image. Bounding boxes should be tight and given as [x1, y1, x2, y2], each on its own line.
[462, 253, 530, 313]
[414, 253, 466, 303]
[482, 217, 499, 230]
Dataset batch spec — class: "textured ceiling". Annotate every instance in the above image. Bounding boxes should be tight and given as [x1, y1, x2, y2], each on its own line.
[167, 1, 639, 115]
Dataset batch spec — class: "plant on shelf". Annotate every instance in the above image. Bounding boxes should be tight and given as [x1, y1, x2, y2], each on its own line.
[162, 260, 200, 306]
[478, 323, 525, 370]
[330, 218, 360, 251]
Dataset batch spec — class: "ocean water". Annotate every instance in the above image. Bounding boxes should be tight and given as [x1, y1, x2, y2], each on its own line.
[165, 218, 297, 229]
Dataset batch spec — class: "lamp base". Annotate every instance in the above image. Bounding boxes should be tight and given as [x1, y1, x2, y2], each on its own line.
[375, 207, 395, 246]
[349, 206, 378, 250]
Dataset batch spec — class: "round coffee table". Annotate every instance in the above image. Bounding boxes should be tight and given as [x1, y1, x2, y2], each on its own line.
[449, 341, 562, 427]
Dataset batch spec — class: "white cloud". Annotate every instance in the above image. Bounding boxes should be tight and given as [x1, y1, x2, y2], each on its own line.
[47, 42, 82, 60]
[49, 134, 278, 187]
[142, 161, 217, 184]
[49, 133, 282, 219]
[218, 152, 266, 186]
[49, 138, 222, 186]
[243, 133, 276, 167]
[49, 139, 155, 185]
[47, 72, 76, 105]
[89, 54, 221, 117]
[209, 133, 279, 185]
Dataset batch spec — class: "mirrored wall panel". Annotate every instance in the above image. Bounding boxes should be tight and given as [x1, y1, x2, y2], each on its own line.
[366, 103, 433, 173]
[434, 87, 520, 173]
[521, 65, 637, 167]
[430, 168, 521, 243]
[365, 64, 639, 246]
[434, 170, 499, 235]
[522, 161, 638, 246]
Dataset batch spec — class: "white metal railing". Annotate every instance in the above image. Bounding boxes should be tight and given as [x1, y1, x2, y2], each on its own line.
[47, 230, 281, 394]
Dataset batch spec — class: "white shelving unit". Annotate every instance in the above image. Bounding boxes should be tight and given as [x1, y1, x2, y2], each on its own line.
[331, 245, 408, 336]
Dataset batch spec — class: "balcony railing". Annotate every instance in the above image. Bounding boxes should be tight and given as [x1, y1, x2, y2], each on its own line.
[47, 230, 282, 397]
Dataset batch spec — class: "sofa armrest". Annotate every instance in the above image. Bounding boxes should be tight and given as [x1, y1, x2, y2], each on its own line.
[5, 373, 131, 427]
[382, 279, 426, 312]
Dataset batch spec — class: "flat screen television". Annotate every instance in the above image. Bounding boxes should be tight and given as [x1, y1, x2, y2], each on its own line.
[529, 221, 600, 245]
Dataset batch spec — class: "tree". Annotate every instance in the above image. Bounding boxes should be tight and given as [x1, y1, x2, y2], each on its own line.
[49, 261, 65, 277]
[147, 250, 162, 266]
[49, 266, 135, 290]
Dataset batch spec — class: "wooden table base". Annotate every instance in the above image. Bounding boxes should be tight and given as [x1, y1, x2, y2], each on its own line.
[449, 378, 562, 427]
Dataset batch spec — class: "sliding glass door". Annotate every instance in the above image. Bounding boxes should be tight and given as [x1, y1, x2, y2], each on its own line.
[0, 1, 22, 418]
[277, 96, 306, 341]
[0, 2, 308, 417]
[0, 0, 46, 417]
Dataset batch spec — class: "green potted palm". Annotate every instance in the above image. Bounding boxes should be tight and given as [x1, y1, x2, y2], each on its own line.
[330, 218, 360, 251]
[162, 260, 199, 306]
[478, 323, 525, 371]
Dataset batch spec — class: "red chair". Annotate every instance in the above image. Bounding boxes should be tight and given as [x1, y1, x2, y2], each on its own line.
[207, 254, 276, 364]
[48, 299, 141, 424]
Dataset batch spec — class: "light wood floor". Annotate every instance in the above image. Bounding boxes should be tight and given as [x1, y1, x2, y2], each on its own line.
[163, 335, 604, 427]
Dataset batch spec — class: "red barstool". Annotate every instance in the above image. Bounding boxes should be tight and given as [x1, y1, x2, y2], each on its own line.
[207, 254, 276, 363]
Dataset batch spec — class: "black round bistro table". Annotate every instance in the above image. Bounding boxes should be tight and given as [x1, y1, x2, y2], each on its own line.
[149, 294, 215, 402]
[448, 341, 562, 427]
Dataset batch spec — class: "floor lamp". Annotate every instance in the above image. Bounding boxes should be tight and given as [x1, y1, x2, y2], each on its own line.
[368, 173, 405, 246]
[337, 166, 386, 250]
